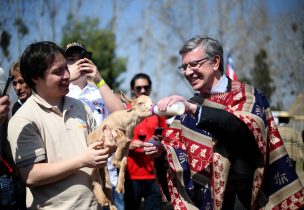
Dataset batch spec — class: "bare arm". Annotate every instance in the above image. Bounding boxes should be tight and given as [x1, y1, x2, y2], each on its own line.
[19, 142, 110, 187]
[82, 58, 125, 113]
[97, 82, 125, 113]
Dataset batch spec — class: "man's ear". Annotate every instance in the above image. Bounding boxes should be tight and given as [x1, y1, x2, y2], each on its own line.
[212, 55, 221, 71]
[32, 76, 39, 85]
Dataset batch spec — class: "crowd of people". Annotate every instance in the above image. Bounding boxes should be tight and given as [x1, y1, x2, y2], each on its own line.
[0, 35, 303, 210]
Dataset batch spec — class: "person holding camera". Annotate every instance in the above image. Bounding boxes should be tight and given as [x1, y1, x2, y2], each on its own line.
[65, 42, 125, 210]
[65, 42, 124, 114]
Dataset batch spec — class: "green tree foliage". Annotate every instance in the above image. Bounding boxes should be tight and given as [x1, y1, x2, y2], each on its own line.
[251, 49, 275, 100]
[61, 15, 126, 90]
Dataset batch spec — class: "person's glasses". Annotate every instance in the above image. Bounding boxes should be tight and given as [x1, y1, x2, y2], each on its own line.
[178, 57, 209, 73]
[135, 85, 151, 92]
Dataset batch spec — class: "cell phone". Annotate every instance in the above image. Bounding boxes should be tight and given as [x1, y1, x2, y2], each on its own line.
[1, 76, 13, 97]
[81, 50, 92, 60]
[154, 127, 164, 136]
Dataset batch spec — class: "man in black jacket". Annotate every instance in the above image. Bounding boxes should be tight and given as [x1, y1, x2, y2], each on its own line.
[151, 35, 304, 210]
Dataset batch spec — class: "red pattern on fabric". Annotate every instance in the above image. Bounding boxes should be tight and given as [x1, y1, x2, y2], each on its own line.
[275, 188, 304, 210]
[164, 128, 184, 150]
[212, 153, 226, 209]
[183, 136, 213, 173]
[163, 143, 188, 210]
[268, 123, 285, 151]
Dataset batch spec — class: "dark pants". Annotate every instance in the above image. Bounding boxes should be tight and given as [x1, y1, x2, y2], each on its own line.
[124, 179, 161, 210]
[219, 157, 255, 210]
[222, 180, 252, 210]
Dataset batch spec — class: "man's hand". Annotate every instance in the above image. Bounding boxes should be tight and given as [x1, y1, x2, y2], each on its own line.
[156, 95, 198, 115]
[81, 142, 111, 168]
[142, 141, 163, 157]
[82, 58, 102, 84]
[129, 140, 144, 150]
[68, 58, 102, 83]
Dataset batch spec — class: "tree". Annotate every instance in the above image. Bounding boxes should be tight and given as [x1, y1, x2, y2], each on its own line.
[273, 7, 304, 96]
[61, 15, 126, 90]
[251, 49, 275, 101]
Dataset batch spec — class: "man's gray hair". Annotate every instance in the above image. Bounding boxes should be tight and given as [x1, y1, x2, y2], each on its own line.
[179, 35, 224, 73]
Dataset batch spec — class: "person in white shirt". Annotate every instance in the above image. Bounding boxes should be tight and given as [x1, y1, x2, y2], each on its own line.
[65, 42, 125, 210]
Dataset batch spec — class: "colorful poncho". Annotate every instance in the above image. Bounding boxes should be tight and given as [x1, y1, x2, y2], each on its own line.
[163, 81, 304, 210]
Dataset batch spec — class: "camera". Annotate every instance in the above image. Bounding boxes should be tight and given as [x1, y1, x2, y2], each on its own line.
[80, 50, 92, 60]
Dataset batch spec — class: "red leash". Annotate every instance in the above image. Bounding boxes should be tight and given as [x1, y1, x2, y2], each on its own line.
[0, 156, 14, 174]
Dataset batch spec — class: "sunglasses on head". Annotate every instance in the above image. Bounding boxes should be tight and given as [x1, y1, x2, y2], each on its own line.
[135, 85, 151, 92]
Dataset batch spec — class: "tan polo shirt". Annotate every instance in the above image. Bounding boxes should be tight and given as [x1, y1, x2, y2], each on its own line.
[8, 92, 100, 210]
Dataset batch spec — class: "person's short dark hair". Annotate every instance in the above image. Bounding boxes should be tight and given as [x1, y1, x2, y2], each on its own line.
[20, 41, 65, 90]
[179, 35, 224, 74]
[130, 73, 152, 89]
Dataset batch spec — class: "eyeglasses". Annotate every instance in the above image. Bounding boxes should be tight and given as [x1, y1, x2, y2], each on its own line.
[135, 85, 151, 92]
[178, 57, 209, 73]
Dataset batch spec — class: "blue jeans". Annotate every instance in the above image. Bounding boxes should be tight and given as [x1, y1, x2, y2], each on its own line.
[112, 187, 124, 210]
[101, 188, 124, 210]
[124, 179, 161, 210]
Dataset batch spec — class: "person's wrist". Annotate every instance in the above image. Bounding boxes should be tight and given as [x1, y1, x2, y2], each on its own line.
[186, 103, 197, 115]
[96, 79, 106, 88]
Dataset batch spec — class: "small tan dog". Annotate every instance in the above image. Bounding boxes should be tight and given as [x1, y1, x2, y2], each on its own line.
[87, 93, 153, 210]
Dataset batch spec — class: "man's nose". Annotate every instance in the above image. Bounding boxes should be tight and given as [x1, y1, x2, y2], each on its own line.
[184, 66, 194, 75]
[64, 68, 70, 79]
[16, 83, 22, 90]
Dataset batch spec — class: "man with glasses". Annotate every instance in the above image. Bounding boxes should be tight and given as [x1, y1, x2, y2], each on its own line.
[124, 73, 169, 210]
[152, 35, 303, 209]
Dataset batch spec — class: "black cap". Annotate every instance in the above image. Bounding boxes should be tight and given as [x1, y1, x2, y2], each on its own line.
[65, 42, 86, 53]
[65, 42, 92, 59]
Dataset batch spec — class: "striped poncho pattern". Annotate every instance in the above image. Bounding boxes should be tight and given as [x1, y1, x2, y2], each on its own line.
[163, 81, 304, 210]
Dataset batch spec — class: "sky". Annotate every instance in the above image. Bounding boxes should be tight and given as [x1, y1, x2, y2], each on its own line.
[1, 0, 303, 110]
